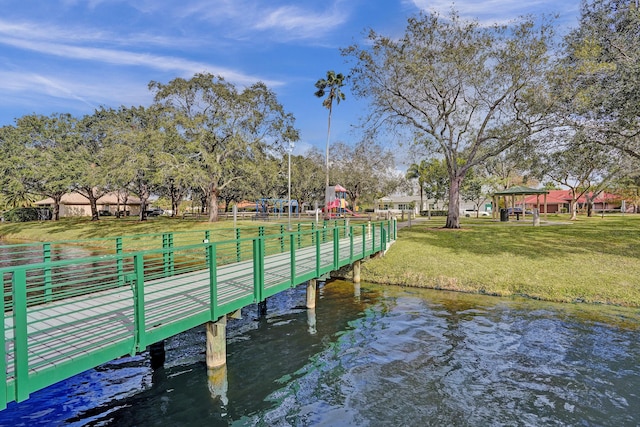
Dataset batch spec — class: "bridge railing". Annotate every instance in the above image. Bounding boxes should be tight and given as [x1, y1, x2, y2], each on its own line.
[0, 219, 396, 409]
[0, 220, 358, 269]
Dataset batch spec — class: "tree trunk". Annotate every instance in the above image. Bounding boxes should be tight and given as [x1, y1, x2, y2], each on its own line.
[76, 186, 104, 221]
[89, 195, 99, 221]
[224, 197, 233, 213]
[570, 198, 578, 221]
[419, 185, 424, 215]
[445, 175, 463, 229]
[138, 182, 149, 222]
[52, 194, 62, 221]
[139, 197, 148, 221]
[201, 193, 208, 215]
[170, 183, 180, 217]
[208, 185, 219, 222]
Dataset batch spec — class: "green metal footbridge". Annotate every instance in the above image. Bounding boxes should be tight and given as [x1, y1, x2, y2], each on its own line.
[0, 219, 396, 410]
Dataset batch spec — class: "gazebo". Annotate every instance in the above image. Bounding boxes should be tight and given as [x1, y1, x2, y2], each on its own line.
[492, 186, 549, 220]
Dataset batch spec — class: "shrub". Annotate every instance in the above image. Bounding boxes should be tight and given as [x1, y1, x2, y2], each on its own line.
[3, 207, 52, 222]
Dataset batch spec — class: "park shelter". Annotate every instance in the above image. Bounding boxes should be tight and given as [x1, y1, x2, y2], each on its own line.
[492, 186, 549, 220]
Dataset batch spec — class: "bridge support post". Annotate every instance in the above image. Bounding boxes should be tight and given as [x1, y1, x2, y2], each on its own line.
[206, 316, 227, 369]
[352, 260, 361, 284]
[258, 300, 267, 317]
[149, 340, 166, 370]
[306, 279, 317, 309]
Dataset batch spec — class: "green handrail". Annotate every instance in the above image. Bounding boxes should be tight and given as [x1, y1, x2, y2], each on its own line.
[0, 220, 395, 410]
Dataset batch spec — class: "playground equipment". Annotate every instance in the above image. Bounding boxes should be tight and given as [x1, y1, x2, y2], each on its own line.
[255, 198, 298, 217]
[324, 184, 361, 217]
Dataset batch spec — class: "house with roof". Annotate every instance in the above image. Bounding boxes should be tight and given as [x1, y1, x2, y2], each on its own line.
[376, 195, 423, 214]
[376, 195, 477, 215]
[35, 192, 142, 217]
[523, 189, 621, 214]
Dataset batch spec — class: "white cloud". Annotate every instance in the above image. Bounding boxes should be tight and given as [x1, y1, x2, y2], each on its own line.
[0, 18, 199, 51]
[4, 36, 277, 85]
[167, 0, 350, 41]
[0, 71, 148, 103]
[0, 20, 283, 88]
[406, 0, 579, 25]
[254, 4, 349, 39]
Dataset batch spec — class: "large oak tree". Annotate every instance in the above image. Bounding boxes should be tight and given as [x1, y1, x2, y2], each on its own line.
[343, 11, 555, 228]
[150, 73, 298, 222]
[560, 0, 640, 158]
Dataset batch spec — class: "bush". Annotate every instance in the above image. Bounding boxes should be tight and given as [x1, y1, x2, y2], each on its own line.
[2, 207, 52, 222]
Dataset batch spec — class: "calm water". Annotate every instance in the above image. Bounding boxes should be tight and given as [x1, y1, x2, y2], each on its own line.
[0, 280, 639, 426]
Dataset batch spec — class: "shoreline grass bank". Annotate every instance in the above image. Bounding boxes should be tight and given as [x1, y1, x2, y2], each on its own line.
[361, 214, 640, 307]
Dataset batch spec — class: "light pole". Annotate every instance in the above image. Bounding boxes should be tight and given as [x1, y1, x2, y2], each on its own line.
[288, 141, 294, 231]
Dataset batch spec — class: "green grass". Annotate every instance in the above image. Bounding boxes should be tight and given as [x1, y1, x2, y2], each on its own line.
[362, 214, 640, 307]
[4, 214, 640, 307]
[0, 216, 268, 243]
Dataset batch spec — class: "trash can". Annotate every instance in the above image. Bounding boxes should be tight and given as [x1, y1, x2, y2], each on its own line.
[500, 208, 509, 222]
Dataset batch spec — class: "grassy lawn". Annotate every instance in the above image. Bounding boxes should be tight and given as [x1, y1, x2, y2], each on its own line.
[2, 214, 640, 307]
[0, 216, 270, 243]
[362, 214, 640, 307]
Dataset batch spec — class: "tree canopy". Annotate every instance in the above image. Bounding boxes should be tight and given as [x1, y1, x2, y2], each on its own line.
[343, 10, 555, 227]
[150, 73, 299, 221]
[330, 140, 400, 210]
[560, 0, 640, 158]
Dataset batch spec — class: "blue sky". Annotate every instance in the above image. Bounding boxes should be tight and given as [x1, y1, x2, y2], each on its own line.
[0, 0, 580, 158]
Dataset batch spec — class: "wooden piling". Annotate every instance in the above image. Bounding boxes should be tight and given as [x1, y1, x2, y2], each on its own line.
[352, 260, 361, 284]
[206, 316, 227, 369]
[306, 279, 317, 309]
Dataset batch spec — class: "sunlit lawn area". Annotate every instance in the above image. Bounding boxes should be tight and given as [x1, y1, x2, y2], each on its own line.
[0, 215, 265, 243]
[2, 213, 640, 307]
[362, 214, 640, 307]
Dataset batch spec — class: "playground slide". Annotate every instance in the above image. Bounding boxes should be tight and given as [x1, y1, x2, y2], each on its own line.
[322, 204, 363, 217]
[343, 207, 364, 217]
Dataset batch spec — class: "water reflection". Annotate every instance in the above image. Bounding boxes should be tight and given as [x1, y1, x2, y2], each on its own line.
[306, 308, 317, 335]
[0, 281, 638, 426]
[207, 365, 229, 407]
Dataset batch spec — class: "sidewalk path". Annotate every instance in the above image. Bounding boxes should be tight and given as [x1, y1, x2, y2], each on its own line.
[395, 216, 430, 230]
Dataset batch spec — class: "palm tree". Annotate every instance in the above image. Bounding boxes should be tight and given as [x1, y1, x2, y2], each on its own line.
[406, 160, 429, 215]
[314, 71, 346, 190]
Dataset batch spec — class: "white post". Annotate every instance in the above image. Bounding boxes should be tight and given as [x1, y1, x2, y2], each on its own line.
[287, 142, 294, 231]
[232, 204, 237, 229]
